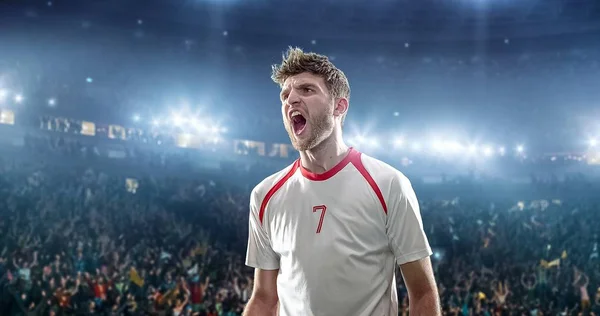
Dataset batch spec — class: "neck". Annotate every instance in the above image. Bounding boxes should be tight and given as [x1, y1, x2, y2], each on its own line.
[299, 128, 349, 174]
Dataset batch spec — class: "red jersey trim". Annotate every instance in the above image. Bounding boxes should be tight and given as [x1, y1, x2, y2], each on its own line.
[258, 160, 300, 224]
[350, 152, 388, 215]
[299, 148, 355, 181]
[259, 148, 388, 225]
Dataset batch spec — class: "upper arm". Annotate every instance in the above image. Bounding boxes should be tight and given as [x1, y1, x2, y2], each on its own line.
[400, 257, 438, 300]
[385, 171, 432, 264]
[251, 268, 279, 306]
[245, 188, 280, 270]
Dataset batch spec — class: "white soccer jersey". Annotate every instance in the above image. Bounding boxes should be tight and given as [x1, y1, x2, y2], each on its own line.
[246, 148, 432, 316]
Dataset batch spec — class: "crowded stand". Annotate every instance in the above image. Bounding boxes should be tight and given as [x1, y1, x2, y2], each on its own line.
[0, 118, 598, 315]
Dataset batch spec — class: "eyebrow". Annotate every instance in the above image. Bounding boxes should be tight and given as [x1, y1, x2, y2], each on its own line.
[280, 82, 319, 98]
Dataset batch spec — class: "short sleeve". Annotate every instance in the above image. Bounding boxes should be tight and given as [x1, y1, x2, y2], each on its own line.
[245, 188, 280, 270]
[386, 172, 432, 265]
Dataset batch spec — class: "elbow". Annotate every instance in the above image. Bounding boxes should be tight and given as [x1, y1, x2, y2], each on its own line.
[409, 287, 441, 316]
[244, 291, 278, 316]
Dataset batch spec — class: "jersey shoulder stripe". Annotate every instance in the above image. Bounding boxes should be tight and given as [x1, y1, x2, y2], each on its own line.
[255, 160, 300, 224]
[350, 151, 388, 214]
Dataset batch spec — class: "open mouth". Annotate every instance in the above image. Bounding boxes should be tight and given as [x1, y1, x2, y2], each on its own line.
[292, 114, 307, 135]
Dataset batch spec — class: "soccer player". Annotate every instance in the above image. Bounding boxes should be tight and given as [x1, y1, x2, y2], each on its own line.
[244, 47, 440, 316]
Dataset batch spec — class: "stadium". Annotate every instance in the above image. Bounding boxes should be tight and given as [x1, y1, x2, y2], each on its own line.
[1, 0, 600, 315]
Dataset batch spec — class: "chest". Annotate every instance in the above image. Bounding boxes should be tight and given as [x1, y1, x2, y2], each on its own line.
[265, 177, 388, 258]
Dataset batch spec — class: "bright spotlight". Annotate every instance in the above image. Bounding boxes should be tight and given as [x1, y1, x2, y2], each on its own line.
[191, 120, 207, 132]
[516, 145, 524, 153]
[498, 147, 506, 156]
[393, 138, 404, 147]
[431, 141, 444, 152]
[483, 146, 493, 156]
[14, 94, 23, 103]
[411, 142, 421, 151]
[152, 119, 160, 126]
[133, 114, 141, 122]
[368, 138, 379, 147]
[48, 98, 56, 107]
[468, 145, 477, 154]
[590, 139, 597, 147]
[0, 89, 7, 101]
[172, 115, 184, 126]
[447, 142, 462, 152]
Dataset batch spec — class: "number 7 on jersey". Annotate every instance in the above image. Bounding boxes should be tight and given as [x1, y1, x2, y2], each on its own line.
[312, 205, 327, 234]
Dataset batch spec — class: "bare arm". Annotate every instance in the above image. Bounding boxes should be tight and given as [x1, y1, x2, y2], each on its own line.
[400, 257, 441, 316]
[243, 269, 279, 316]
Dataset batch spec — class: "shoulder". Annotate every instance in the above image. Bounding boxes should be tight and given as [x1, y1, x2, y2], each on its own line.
[250, 160, 300, 206]
[355, 151, 412, 191]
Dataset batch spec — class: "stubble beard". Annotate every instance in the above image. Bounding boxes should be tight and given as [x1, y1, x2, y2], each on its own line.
[285, 108, 334, 152]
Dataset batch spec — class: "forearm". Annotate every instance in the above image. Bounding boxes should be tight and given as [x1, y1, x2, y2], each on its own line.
[409, 290, 441, 316]
[243, 297, 278, 316]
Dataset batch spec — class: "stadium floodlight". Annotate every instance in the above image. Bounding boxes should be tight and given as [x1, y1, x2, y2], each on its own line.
[133, 114, 141, 122]
[393, 137, 404, 147]
[411, 142, 421, 152]
[431, 141, 444, 152]
[516, 145, 524, 153]
[483, 146, 493, 157]
[14, 94, 23, 103]
[151, 119, 160, 126]
[468, 145, 477, 154]
[48, 98, 56, 107]
[590, 138, 597, 147]
[0, 89, 7, 101]
[368, 138, 379, 147]
[498, 146, 506, 156]
[172, 114, 184, 126]
[446, 141, 462, 152]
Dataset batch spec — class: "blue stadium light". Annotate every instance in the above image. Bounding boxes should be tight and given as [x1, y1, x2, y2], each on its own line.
[368, 138, 379, 147]
[0, 89, 7, 102]
[86, 77, 93, 83]
[14, 94, 23, 103]
[590, 138, 597, 147]
[48, 98, 56, 107]
[133, 114, 141, 122]
[393, 137, 404, 148]
[498, 146, 506, 156]
[516, 145, 524, 153]
[151, 119, 160, 126]
[411, 142, 422, 152]
[468, 145, 477, 154]
[483, 146, 493, 157]
[431, 140, 444, 152]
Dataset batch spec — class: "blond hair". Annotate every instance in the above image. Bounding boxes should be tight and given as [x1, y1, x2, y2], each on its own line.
[271, 47, 350, 123]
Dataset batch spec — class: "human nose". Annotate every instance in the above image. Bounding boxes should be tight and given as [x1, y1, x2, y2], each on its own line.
[285, 88, 301, 107]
